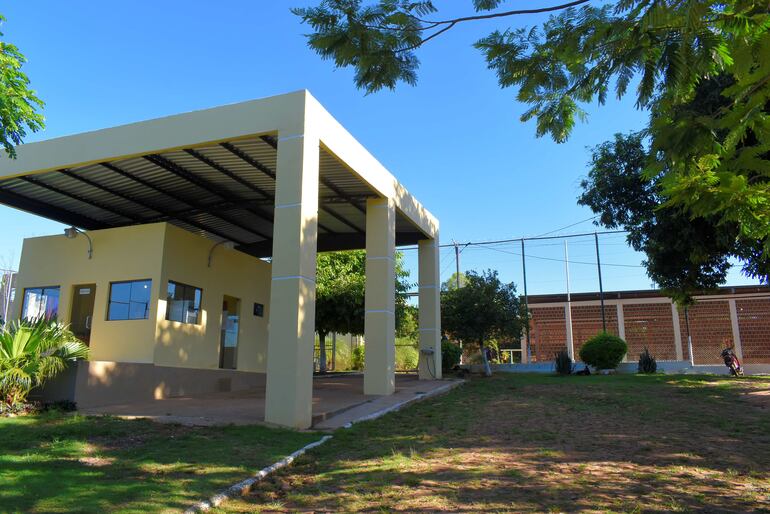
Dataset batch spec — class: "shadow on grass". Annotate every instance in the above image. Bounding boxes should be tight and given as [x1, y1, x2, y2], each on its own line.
[0, 413, 318, 513]
[227, 373, 770, 513]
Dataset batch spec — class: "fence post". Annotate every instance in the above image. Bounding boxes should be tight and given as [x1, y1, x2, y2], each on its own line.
[671, 303, 684, 361]
[728, 299, 744, 361]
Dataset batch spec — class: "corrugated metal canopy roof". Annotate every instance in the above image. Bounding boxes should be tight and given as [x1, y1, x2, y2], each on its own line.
[0, 134, 427, 257]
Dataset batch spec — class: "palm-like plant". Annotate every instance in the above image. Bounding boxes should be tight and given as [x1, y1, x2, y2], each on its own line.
[0, 319, 88, 408]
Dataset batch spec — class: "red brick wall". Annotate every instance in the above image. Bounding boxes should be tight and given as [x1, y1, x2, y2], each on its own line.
[529, 306, 566, 362]
[529, 295, 770, 365]
[622, 303, 678, 360]
[570, 304, 619, 358]
[736, 298, 770, 364]
[678, 301, 732, 364]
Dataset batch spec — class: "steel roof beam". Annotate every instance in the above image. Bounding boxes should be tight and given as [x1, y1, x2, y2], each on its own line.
[19, 175, 142, 223]
[143, 154, 273, 240]
[60, 168, 249, 245]
[0, 185, 108, 230]
[219, 142, 360, 233]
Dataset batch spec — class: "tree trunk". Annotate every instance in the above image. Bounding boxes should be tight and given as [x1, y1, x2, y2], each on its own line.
[331, 332, 337, 371]
[319, 331, 327, 374]
[480, 341, 492, 377]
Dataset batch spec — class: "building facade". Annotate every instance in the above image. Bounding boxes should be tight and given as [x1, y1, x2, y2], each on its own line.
[525, 286, 770, 365]
[0, 91, 442, 428]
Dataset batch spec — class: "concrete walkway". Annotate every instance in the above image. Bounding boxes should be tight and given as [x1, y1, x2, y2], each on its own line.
[80, 373, 458, 428]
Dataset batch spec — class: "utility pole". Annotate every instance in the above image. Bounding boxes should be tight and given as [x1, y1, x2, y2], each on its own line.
[594, 232, 607, 332]
[564, 240, 574, 360]
[454, 241, 461, 289]
[521, 239, 532, 362]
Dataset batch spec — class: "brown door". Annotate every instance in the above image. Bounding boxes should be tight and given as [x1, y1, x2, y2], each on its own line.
[70, 284, 96, 345]
[219, 296, 240, 369]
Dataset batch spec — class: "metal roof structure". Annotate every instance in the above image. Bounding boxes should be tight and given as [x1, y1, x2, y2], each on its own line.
[0, 91, 435, 257]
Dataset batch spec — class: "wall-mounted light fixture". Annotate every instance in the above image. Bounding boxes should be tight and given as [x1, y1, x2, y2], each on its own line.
[208, 240, 235, 267]
[64, 226, 93, 259]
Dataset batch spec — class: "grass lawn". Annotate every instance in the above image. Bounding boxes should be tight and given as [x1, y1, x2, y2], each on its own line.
[0, 413, 319, 513]
[220, 373, 770, 513]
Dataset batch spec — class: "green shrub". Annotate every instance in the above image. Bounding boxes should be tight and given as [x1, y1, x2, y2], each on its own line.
[351, 345, 365, 371]
[579, 332, 628, 370]
[0, 319, 89, 409]
[637, 347, 657, 374]
[441, 340, 462, 371]
[395, 345, 418, 371]
[554, 349, 572, 375]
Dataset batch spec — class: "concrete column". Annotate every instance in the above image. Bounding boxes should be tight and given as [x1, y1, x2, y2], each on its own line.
[671, 302, 684, 361]
[728, 299, 744, 360]
[564, 303, 574, 360]
[617, 303, 627, 362]
[364, 197, 396, 395]
[264, 129, 319, 429]
[418, 238, 442, 380]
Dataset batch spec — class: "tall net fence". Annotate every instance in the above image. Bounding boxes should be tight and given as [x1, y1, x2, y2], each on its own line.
[399, 230, 769, 366]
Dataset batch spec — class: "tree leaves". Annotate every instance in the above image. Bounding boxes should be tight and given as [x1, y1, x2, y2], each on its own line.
[0, 14, 44, 158]
[441, 269, 522, 347]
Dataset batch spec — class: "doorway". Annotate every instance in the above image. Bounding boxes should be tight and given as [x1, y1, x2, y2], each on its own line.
[70, 284, 96, 345]
[219, 295, 240, 369]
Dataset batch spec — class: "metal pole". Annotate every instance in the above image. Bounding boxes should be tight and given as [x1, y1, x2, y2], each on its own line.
[454, 241, 461, 289]
[684, 306, 694, 366]
[1, 271, 9, 323]
[594, 232, 606, 332]
[564, 241, 574, 360]
[521, 239, 532, 361]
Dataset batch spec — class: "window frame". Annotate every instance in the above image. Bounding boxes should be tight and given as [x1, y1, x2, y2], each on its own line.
[20, 285, 61, 320]
[107, 279, 152, 321]
[165, 280, 203, 325]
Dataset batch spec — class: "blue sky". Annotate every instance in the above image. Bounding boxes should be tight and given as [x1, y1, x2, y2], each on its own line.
[0, 1, 760, 294]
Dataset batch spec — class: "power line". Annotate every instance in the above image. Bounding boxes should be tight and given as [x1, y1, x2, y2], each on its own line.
[533, 215, 599, 238]
[477, 242, 644, 268]
[399, 229, 628, 251]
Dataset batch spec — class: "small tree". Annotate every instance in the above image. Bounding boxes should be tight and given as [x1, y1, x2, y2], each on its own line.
[315, 250, 412, 373]
[441, 269, 522, 377]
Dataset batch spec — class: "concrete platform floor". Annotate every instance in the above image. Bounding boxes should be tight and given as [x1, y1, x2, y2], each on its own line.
[80, 373, 457, 429]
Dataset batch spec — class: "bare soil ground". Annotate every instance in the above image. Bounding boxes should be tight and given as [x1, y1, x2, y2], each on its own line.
[219, 373, 770, 513]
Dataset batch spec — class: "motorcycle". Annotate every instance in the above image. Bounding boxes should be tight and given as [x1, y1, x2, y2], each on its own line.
[721, 347, 744, 376]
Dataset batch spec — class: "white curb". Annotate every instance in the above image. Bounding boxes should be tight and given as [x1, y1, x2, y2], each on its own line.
[184, 435, 333, 513]
[342, 379, 463, 428]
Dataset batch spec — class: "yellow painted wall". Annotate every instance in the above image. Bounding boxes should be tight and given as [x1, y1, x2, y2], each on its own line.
[154, 224, 271, 372]
[14, 224, 166, 363]
[14, 222, 272, 371]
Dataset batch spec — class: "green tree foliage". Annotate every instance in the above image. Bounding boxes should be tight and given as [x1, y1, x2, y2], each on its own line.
[441, 269, 522, 376]
[579, 332, 628, 370]
[294, 1, 770, 260]
[0, 15, 44, 158]
[579, 130, 768, 304]
[0, 319, 88, 409]
[441, 271, 467, 291]
[440, 338, 462, 371]
[315, 250, 411, 372]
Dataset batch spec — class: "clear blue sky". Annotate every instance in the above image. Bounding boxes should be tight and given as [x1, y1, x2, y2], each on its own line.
[0, 1, 759, 294]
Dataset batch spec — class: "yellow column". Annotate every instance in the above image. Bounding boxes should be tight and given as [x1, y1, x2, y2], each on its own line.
[264, 129, 319, 429]
[418, 238, 442, 379]
[364, 197, 396, 395]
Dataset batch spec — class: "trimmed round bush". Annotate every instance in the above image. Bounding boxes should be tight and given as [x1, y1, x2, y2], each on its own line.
[441, 340, 462, 371]
[579, 332, 628, 370]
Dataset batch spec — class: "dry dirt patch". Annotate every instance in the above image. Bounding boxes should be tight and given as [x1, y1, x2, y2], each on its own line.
[220, 374, 770, 513]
